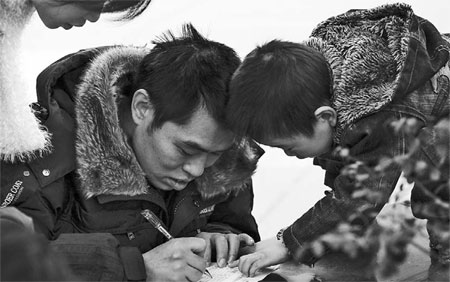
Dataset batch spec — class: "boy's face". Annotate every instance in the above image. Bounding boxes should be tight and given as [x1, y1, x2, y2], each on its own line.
[33, 0, 105, 29]
[132, 106, 235, 191]
[259, 119, 334, 159]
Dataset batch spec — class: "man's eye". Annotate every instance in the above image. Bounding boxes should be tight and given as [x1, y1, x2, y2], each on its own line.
[178, 147, 193, 156]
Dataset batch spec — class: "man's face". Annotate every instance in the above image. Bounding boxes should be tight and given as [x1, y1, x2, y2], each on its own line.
[33, 0, 105, 29]
[259, 119, 334, 159]
[132, 107, 235, 191]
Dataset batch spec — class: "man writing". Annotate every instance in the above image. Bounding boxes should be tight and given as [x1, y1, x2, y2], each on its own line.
[1, 24, 261, 281]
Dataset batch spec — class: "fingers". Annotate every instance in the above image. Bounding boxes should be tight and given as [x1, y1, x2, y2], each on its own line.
[239, 254, 253, 277]
[176, 238, 207, 282]
[142, 239, 207, 282]
[185, 252, 207, 282]
[248, 257, 263, 277]
[228, 259, 239, 268]
[227, 233, 248, 265]
[239, 233, 255, 247]
[228, 233, 255, 265]
[238, 253, 264, 277]
[197, 232, 255, 267]
[215, 233, 253, 267]
[214, 234, 229, 267]
[227, 234, 240, 265]
[196, 232, 257, 268]
[203, 236, 212, 264]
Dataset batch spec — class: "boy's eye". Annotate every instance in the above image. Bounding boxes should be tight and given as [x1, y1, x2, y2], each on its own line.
[211, 151, 223, 158]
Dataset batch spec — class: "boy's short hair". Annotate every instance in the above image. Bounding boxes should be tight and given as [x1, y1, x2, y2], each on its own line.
[227, 40, 332, 140]
[133, 23, 240, 130]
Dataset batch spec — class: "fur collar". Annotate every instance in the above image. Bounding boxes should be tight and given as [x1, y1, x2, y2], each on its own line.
[0, 0, 34, 28]
[0, 0, 51, 162]
[305, 3, 413, 142]
[75, 46, 262, 199]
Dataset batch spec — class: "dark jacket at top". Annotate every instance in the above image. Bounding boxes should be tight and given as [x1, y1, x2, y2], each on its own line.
[281, 3, 450, 264]
[1, 46, 262, 280]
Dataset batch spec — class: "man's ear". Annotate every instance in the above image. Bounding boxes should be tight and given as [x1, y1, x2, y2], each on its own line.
[314, 106, 337, 127]
[131, 89, 154, 125]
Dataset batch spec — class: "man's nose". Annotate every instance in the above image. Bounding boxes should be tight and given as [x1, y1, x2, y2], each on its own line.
[182, 155, 208, 178]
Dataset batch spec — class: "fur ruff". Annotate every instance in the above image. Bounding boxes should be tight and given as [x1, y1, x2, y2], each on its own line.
[0, 0, 52, 162]
[75, 46, 261, 199]
[306, 3, 412, 142]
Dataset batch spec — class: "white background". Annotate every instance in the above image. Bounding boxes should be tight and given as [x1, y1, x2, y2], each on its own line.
[20, 0, 449, 239]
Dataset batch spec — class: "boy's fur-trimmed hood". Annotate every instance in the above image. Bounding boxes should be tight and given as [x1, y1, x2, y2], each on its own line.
[75, 46, 262, 200]
[304, 3, 415, 142]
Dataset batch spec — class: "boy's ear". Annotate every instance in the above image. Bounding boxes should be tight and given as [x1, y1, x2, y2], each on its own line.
[131, 89, 154, 126]
[314, 106, 337, 127]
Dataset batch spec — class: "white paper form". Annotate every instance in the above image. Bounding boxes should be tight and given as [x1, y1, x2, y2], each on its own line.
[199, 264, 279, 282]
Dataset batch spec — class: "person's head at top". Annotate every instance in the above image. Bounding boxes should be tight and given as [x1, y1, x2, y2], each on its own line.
[122, 24, 239, 191]
[31, 0, 152, 29]
[226, 39, 336, 159]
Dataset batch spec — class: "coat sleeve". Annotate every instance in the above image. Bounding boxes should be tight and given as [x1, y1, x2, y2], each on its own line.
[0, 167, 148, 281]
[0, 210, 77, 281]
[282, 112, 404, 264]
[0, 161, 58, 238]
[49, 233, 147, 281]
[203, 179, 261, 242]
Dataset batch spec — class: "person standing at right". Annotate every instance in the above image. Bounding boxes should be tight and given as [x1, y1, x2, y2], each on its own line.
[226, 3, 449, 280]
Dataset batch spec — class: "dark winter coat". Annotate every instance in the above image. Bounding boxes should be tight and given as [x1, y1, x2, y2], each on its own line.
[1, 46, 262, 280]
[281, 3, 450, 264]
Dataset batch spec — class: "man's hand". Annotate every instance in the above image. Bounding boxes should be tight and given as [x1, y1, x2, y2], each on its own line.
[233, 237, 290, 277]
[196, 232, 255, 267]
[142, 237, 207, 282]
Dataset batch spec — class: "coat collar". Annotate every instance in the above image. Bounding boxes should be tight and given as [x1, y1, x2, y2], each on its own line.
[74, 46, 263, 200]
[306, 3, 413, 142]
[0, 0, 51, 162]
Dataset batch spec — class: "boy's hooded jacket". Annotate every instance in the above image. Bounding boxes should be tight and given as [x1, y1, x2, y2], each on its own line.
[1, 46, 262, 280]
[282, 3, 449, 263]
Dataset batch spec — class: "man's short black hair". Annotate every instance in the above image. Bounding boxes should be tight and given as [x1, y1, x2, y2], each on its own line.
[227, 40, 332, 141]
[134, 23, 241, 130]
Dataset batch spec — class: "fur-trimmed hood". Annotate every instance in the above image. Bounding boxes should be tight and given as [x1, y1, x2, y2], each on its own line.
[75, 46, 262, 200]
[0, 0, 51, 162]
[304, 3, 449, 142]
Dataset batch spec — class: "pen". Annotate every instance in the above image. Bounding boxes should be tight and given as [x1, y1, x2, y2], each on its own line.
[141, 209, 173, 240]
[140, 209, 212, 279]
